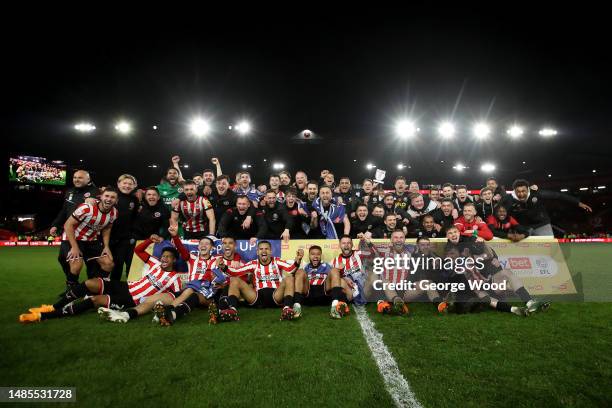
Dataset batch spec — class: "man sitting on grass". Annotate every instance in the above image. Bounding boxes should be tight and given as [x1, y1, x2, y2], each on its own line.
[293, 245, 334, 316]
[20, 236, 182, 324]
[217, 241, 303, 321]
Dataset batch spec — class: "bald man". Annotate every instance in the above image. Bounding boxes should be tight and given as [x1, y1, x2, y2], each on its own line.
[51, 170, 100, 290]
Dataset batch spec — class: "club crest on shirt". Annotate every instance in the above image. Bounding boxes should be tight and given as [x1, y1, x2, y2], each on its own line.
[532, 197, 538, 203]
[129, 202, 135, 210]
[272, 213, 279, 221]
[178, 187, 184, 193]
[84, 192, 91, 198]
[154, 212, 161, 218]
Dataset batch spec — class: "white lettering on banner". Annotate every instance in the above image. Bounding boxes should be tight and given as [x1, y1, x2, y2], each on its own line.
[499, 256, 558, 278]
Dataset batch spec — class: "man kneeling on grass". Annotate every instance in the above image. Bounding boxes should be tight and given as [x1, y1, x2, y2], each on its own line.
[19, 237, 182, 324]
[217, 241, 303, 321]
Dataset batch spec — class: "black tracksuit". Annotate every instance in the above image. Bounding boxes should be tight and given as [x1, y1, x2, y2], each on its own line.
[132, 201, 171, 240]
[210, 189, 237, 231]
[501, 190, 580, 229]
[51, 184, 100, 231]
[350, 215, 382, 238]
[430, 209, 455, 234]
[109, 192, 140, 281]
[218, 207, 263, 240]
[258, 203, 293, 239]
[284, 203, 310, 239]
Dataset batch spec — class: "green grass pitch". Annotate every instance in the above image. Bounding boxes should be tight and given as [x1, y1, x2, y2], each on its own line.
[1, 245, 611, 407]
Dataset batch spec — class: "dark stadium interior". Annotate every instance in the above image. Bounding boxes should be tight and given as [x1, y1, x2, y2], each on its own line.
[3, 13, 611, 237]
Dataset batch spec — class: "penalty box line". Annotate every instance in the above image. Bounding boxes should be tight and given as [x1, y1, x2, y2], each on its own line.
[354, 306, 423, 408]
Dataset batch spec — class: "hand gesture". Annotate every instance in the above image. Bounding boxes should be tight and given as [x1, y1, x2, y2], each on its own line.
[171, 155, 181, 164]
[579, 202, 593, 212]
[211, 157, 219, 165]
[168, 224, 178, 237]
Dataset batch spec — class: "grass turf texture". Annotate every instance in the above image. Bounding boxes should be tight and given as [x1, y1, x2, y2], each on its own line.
[1, 245, 611, 407]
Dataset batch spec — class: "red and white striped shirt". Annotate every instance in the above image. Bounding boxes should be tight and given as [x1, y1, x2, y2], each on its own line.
[186, 253, 217, 282]
[62, 203, 117, 241]
[176, 197, 213, 233]
[331, 250, 366, 277]
[211, 253, 244, 284]
[226, 257, 297, 290]
[128, 257, 182, 304]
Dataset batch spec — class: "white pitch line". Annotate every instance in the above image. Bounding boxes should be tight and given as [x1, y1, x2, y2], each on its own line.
[354, 306, 423, 408]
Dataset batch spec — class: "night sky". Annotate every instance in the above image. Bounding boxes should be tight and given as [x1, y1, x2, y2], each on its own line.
[5, 12, 611, 190]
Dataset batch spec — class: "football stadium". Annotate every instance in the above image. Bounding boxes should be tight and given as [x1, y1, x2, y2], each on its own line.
[2, 14, 611, 408]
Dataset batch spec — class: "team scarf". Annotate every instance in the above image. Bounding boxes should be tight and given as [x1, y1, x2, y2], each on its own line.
[312, 197, 346, 239]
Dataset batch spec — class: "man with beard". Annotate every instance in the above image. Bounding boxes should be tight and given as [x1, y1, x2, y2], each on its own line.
[132, 187, 171, 241]
[382, 193, 410, 226]
[217, 242, 303, 321]
[171, 180, 216, 240]
[430, 198, 458, 235]
[279, 170, 292, 191]
[56, 188, 118, 291]
[502, 179, 592, 236]
[321, 171, 335, 189]
[293, 245, 333, 315]
[233, 171, 262, 207]
[109, 174, 140, 281]
[453, 185, 473, 214]
[454, 202, 493, 241]
[283, 188, 310, 239]
[209, 175, 238, 224]
[50, 169, 100, 286]
[328, 235, 367, 318]
[477, 187, 496, 220]
[258, 191, 292, 241]
[311, 186, 350, 239]
[373, 213, 407, 238]
[200, 157, 222, 197]
[350, 204, 380, 239]
[157, 165, 183, 211]
[293, 170, 308, 201]
[304, 181, 319, 209]
[218, 196, 263, 244]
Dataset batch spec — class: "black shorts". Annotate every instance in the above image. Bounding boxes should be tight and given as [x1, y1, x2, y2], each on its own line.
[305, 285, 331, 306]
[248, 288, 281, 308]
[99, 278, 136, 309]
[59, 240, 106, 278]
[183, 230, 209, 240]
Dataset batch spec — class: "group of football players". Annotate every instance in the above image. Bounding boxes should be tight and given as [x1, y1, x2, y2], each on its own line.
[19, 154, 593, 324]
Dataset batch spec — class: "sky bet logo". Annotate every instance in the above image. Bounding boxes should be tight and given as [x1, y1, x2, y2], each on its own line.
[508, 257, 532, 269]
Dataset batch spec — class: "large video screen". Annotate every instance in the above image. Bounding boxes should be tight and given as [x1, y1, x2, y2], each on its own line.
[9, 156, 67, 186]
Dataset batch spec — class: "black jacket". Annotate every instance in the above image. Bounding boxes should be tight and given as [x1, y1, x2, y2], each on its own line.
[218, 206, 263, 240]
[257, 203, 293, 239]
[476, 200, 496, 220]
[210, 189, 237, 226]
[350, 215, 381, 238]
[430, 208, 455, 234]
[132, 201, 171, 240]
[51, 184, 99, 231]
[501, 190, 580, 229]
[284, 202, 310, 239]
[110, 192, 140, 241]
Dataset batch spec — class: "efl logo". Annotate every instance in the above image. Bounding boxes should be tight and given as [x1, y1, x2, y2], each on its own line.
[508, 257, 532, 269]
